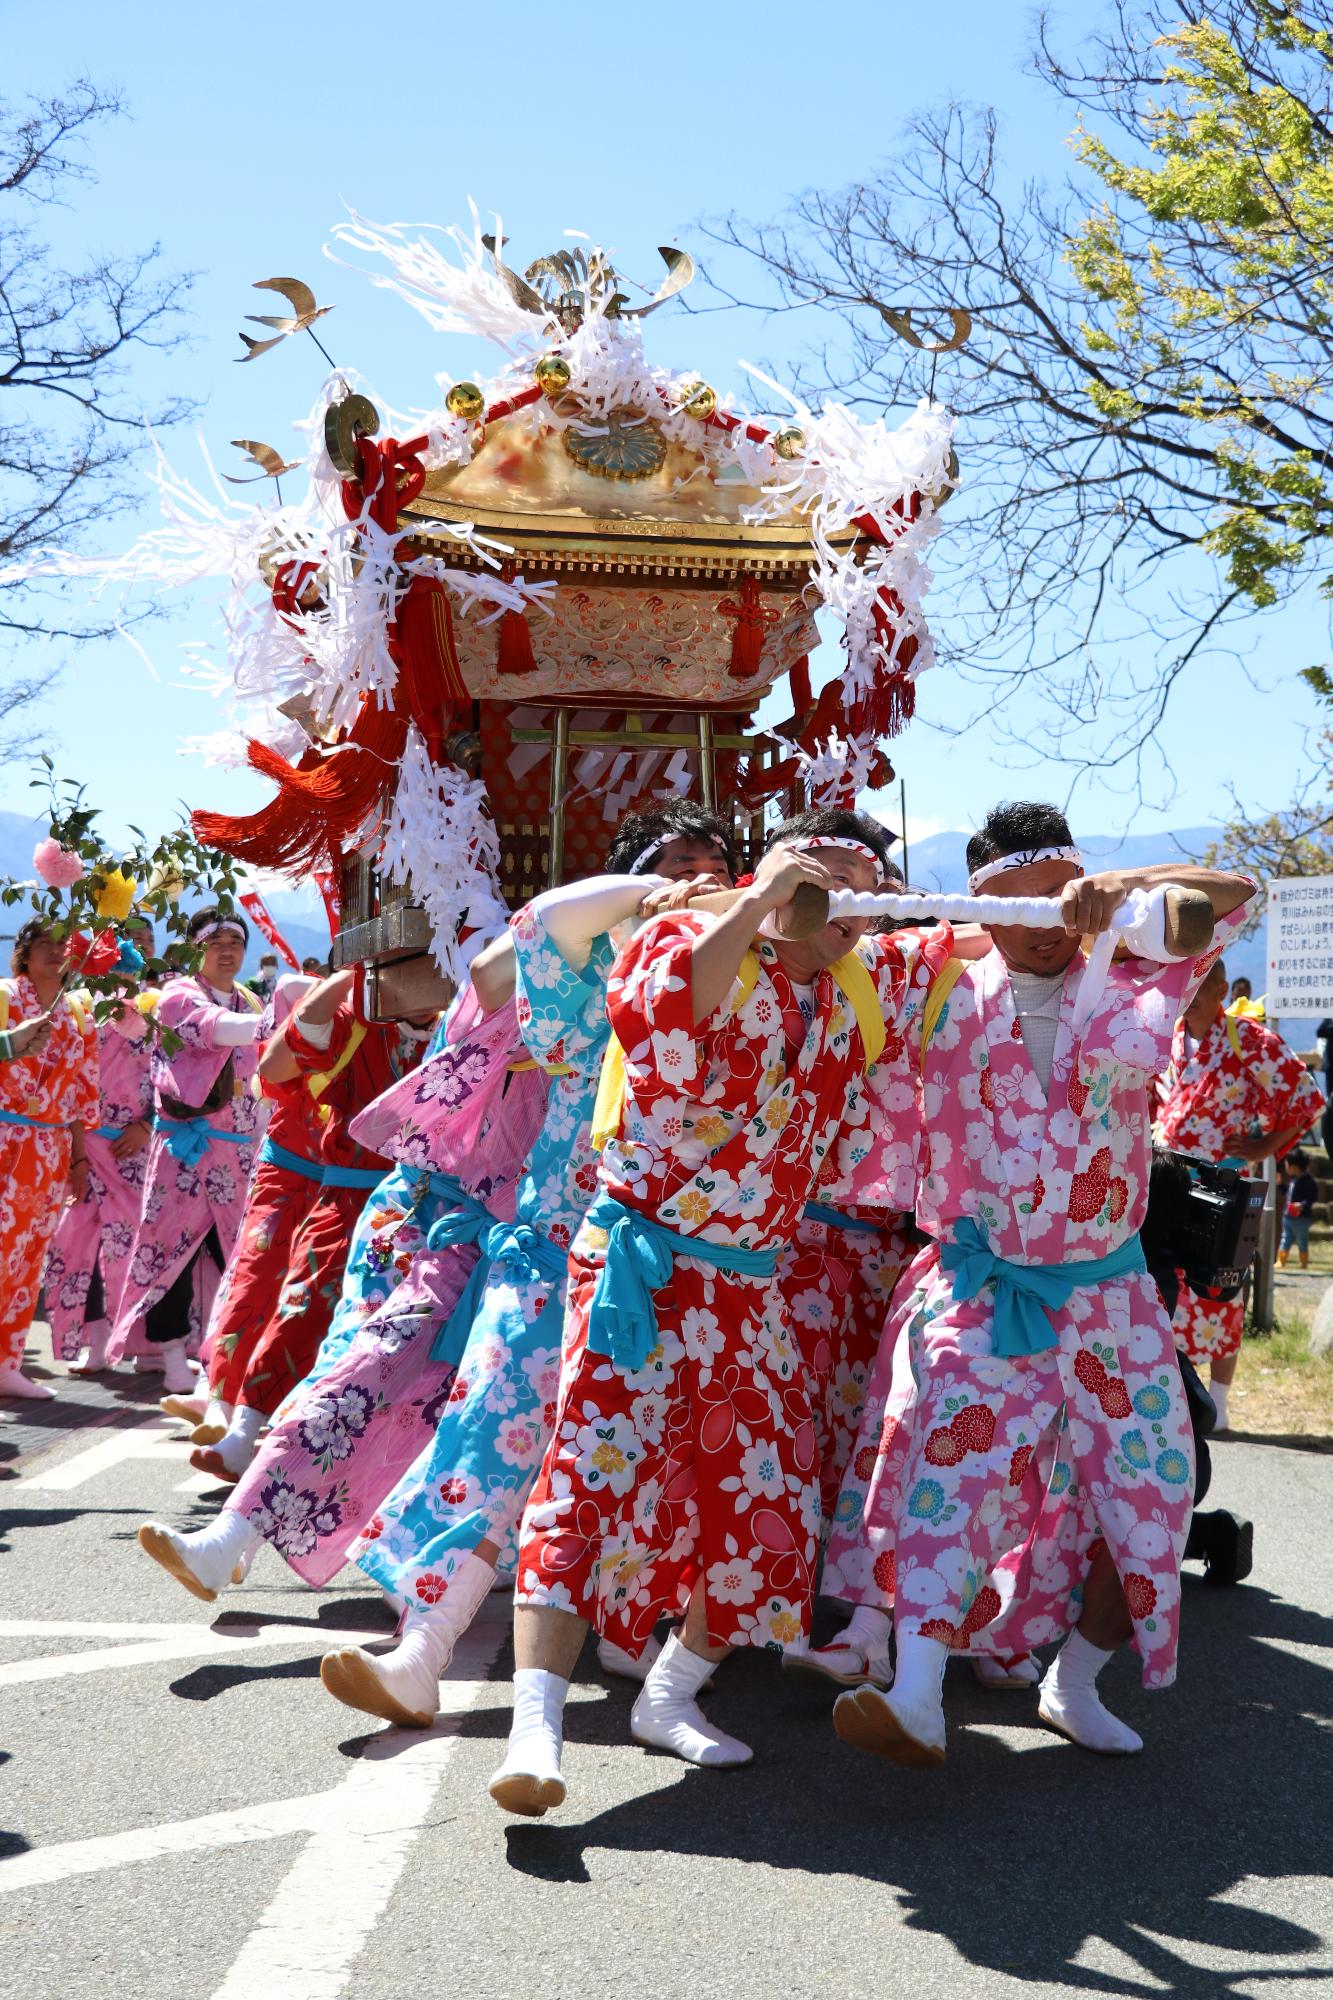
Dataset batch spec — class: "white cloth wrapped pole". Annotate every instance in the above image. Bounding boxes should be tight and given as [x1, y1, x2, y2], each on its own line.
[826, 884, 1185, 1036]
[826, 883, 1176, 952]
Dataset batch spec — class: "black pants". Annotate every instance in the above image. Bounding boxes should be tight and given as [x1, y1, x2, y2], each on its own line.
[144, 1227, 224, 1346]
[84, 1258, 105, 1326]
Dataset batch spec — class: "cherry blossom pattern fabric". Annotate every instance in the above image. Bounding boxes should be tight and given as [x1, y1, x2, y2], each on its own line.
[228, 995, 544, 1586]
[0, 980, 99, 1368]
[514, 913, 953, 1658]
[352, 904, 612, 1612]
[109, 977, 260, 1363]
[1157, 1010, 1322, 1363]
[834, 910, 1247, 1690]
[779, 1207, 916, 1527]
[45, 1016, 153, 1360]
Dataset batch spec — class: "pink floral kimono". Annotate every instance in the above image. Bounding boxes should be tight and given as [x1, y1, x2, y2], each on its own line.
[45, 1013, 154, 1360]
[829, 904, 1249, 1692]
[226, 989, 547, 1587]
[109, 977, 261, 1363]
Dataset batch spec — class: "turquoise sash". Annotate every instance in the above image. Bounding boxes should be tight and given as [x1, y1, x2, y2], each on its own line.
[258, 1134, 326, 1183]
[153, 1114, 251, 1167]
[584, 1190, 779, 1374]
[322, 1162, 387, 1189]
[0, 1104, 66, 1132]
[92, 1124, 126, 1142]
[427, 1218, 567, 1363]
[940, 1215, 1147, 1358]
[804, 1201, 884, 1235]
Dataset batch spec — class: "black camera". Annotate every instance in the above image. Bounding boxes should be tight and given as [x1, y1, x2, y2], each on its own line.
[1141, 1154, 1268, 1301]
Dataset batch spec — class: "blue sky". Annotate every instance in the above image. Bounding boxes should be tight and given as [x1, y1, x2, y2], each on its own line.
[4, 0, 1322, 859]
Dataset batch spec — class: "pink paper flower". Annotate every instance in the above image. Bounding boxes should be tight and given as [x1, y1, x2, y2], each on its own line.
[33, 838, 84, 888]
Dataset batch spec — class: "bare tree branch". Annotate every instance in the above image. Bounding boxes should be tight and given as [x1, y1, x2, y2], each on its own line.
[0, 79, 196, 761]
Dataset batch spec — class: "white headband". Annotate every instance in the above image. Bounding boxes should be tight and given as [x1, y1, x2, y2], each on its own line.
[787, 836, 886, 882]
[966, 845, 1082, 894]
[195, 920, 248, 945]
[628, 833, 729, 877]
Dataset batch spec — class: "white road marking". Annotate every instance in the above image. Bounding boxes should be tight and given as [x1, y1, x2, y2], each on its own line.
[210, 1663, 496, 2000]
[13, 1415, 186, 1491]
[0, 1617, 393, 1687]
[0, 1613, 510, 2000]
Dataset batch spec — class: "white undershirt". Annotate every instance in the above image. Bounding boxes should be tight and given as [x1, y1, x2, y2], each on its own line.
[1007, 968, 1066, 1094]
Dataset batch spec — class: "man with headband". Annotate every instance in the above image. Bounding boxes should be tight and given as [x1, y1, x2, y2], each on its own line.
[110, 906, 263, 1394]
[828, 801, 1253, 1769]
[490, 808, 952, 1817]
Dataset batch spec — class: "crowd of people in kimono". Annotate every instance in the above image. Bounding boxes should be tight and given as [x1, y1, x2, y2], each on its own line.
[0, 791, 1320, 1814]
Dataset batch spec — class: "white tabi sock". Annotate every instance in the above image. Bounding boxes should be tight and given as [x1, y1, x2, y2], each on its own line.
[630, 1632, 751, 1768]
[138, 1507, 259, 1601]
[597, 1631, 663, 1683]
[1210, 1379, 1230, 1432]
[322, 1553, 497, 1728]
[875, 1629, 950, 1753]
[1038, 1629, 1143, 1755]
[213, 1404, 266, 1477]
[972, 1651, 1041, 1689]
[794, 1602, 892, 1684]
[843, 1604, 893, 1655]
[0, 1363, 56, 1401]
[158, 1339, 196, 1395]
[490, 1668, 571, 1815]
[71, 1319, 114, 1372]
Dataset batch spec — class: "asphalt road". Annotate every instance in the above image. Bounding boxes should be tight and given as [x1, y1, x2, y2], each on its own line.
[2, 1343, 1331, 2000]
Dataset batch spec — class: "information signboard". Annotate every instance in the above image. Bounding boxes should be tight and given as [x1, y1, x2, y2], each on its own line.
[1266, 874, 1333, 1016]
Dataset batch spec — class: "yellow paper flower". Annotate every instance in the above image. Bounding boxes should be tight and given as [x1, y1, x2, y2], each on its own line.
[96, 869, 138, 921]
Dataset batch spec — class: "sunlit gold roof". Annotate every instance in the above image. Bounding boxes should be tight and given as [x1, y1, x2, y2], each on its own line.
[400, 405, 859, 583]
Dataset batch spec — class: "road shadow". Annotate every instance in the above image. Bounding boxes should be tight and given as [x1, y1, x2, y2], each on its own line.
[493, 1578, 1333, 1995]
[0, 1368, 165, 1476]
[169, 1654, 324, 1701]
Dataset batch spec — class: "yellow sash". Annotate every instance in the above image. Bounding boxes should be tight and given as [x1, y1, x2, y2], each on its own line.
[0, 984, 90, 1035]
[919, 957, 969, 1068]
[308, 1019, 366, 1101]
[1224, 1012, 1243, 1060]
[508, 1057, 575, 1076]
[591, 945, 886, 1154]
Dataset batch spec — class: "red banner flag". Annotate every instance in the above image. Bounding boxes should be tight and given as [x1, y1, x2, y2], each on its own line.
[238, 891, 300, 970]
[313, 869, 341, 942]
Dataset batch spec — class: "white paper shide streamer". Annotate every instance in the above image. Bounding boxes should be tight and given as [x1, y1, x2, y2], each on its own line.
[380, 728, 510, 985]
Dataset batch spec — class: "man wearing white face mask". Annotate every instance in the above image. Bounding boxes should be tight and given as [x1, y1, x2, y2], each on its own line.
[829, 802, 1254, 1771]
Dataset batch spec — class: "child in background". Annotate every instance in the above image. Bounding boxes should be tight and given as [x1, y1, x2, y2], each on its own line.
[1280, 1149, 1319, 1270]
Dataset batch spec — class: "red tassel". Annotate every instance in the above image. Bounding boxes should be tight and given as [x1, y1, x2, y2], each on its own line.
[498, 605, 537, 677]
[495, 565, 538, 676]
[192, 694, 409, 876]
[719, 574, 778, 681]
[390, 576, 471, 762]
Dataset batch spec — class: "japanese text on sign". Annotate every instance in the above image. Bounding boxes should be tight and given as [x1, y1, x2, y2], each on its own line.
[1267, 875, 1333, 1014]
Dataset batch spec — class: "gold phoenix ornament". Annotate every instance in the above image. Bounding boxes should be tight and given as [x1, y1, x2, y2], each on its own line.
[236, 277, 336, 362]
[223, 439, 302, 483]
